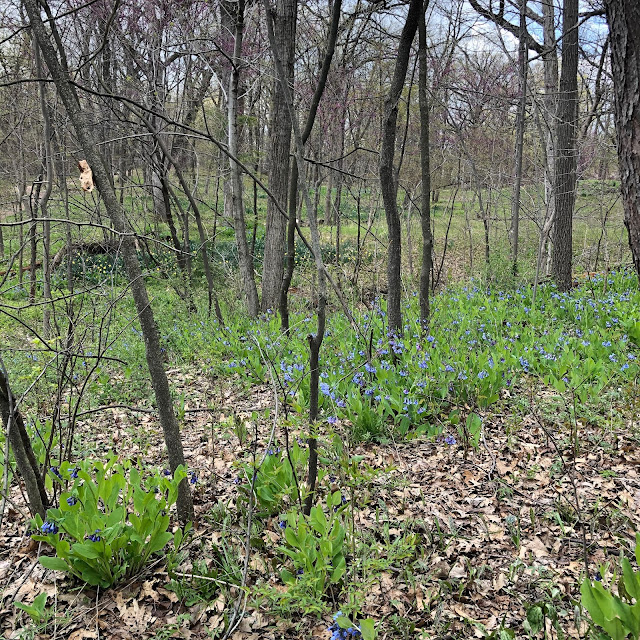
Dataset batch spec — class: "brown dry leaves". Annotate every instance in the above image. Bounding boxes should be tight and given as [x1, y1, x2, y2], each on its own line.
[1, 374, 639, 639]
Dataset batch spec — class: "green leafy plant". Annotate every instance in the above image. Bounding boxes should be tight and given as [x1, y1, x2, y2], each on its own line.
[581, 534, 640, 639]
[453, 411, 482, 456]
[32, 458, 188, 588]
[330, 611, 377, 640]
[279, 491, 347, 592]
[238, 440, 308, 516]
[255, 491, 347, 616]
[14, 593, 48, 624]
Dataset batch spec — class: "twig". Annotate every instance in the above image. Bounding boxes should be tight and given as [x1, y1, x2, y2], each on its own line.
[172, 572, 242, 588]
[481, 421, 496, 479]
[222, 339, 280, 640]
[529, 388, 589, 573]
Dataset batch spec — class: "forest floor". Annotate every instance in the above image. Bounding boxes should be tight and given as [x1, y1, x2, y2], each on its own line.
[1, 367, 638, 640]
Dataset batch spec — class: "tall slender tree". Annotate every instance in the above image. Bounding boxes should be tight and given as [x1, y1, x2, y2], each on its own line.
[279, 0, 342, 333]
[262, 0, 297, 312]
[418, 1, 433, 328]
[510, 0, 528, 276]
[551, 0, 579, 291]
[226, 0, 260, 317]
[379, 0, 422, 335]
[605, 0, 640, 282]
[23, 0, 193, 522]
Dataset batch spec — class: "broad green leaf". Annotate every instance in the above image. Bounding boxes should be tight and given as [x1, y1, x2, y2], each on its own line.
[147, 531, 172, 555]
[14, 592, 47, 622]
[622, 557, 640, 601]
[581, 580, 627, 640]
[310, 507, 328, 536]
[336, 616, 352, 630]
[71, 542, 103, 560]
[39, 556, 70, 573]
[360, 619, 376, 640]
[280, 569, 295, 585]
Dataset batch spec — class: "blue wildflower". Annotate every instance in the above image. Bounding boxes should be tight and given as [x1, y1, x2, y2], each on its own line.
[41, 521, 58, 535]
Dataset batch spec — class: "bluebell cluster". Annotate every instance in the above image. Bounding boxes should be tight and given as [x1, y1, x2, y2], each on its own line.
[328, 613, 362, 640]
[41, 521, 58, 534]
[212, 271, 639, 436]
[66, 496, 78, 506]
[87, 529, 102, 542]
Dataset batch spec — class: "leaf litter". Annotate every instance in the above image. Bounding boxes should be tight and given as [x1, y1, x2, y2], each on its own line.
[0, 370, 638, 639]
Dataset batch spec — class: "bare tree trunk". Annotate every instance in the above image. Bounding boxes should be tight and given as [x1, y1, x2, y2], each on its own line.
[16, 154, 26, 285]
[160, 175, 186, 276]
[24, 0, 193, 522]
[605, 0, 640, 281]
[379, 0, 422, 335]
[262, 0, 297, 312]
[228, 0, 259, 317]
[0, 362, 48, 520]
[34, 43, 54, 338]
[552, 0, 579, 291]
[28, 179, 39, 303]
[263, 0, 330, 516]
[278, 0, 342, 333]
[418, 3, 433, 329]
[324, 171, 333, 225]
[542, 0, 558, 273]
[510, 0, 528, 277]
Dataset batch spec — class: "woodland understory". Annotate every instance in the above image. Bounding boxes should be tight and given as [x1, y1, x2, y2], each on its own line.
[1, 0, 640, 638]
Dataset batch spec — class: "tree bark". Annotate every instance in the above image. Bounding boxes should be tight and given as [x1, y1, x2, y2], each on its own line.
[379, 0, 422, 335]
[278, 0, 342, 333]
[23, 0, 193, 522]
[0, 364, 48, 520]
[34, 43, 54, 338]
[551, 0, 579, 291]
[263, 0, 329, 516]
[418, 3, 433, 329]
[262, 0, 297, 312]
[541, 0, 558, 276]
[228, 0, 260, 317]
[605, 0, 640, 281]
[510, 0, 528, 277]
